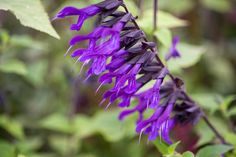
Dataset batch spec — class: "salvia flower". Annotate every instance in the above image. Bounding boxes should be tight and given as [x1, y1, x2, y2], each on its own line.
[55, 0, 202, 144]
[165, 36, 181, 61]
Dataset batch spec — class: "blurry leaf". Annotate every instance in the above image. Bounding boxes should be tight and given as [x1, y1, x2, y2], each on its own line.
[18, 155, 26, 157]
[225, 133, 236, 146]
[195, 120, 214, 146]
[93, 110, 127, 142]
[154, 28, 172, 47]
[39, 114, 72, 133]
[183, 151, 195, 157]
[159, 0, 194, 14]
[168, 155, 182, 157]
[30, 153, 55, 157]
[0, 29, 10, 48]
[74, 110, 134, 142]
[167, 43, 205, 72]
[158, 11, 188, 28]
[0, 116, 24, 139]
[0, 141, 15, 157]
[196, 144, 233, 157]
[219, 95, 236, 116]
[49, 135, 80, 155]
[26, 60, 47, 86]
[227, 107, 236, 117]
[124, 0, 139, 15]
[168, 141, 181, 155]
[16, 138, 42, 154]
[49, 135, 69, 155]
[153, 138, 169, 155]
[0, 59, 27, 76]
[0, 0, 60, 39]
[200, 0, 232, 12]
[10, 35, 46, 50]
[137, 10, 187, 34]
[74, 115, 96, 138]
[209, 116, 231, 137]
[76, 154, 96, 157]
[191, 93, 220, 113]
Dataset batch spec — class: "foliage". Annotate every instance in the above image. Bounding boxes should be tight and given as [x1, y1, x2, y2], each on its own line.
[0, 0, 236, 157]
[0, 0, 59, 39]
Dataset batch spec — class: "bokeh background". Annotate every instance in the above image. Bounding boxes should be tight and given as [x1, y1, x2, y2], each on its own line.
[0, 0, 236, 157]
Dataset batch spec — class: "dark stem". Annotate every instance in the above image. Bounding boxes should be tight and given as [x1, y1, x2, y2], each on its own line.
[181, 91, 227, 144]
[153, 0, 158, 31]
[202, 114, 227, 144]
[138, 0, 144, 17]
[121, 2, 228, 145]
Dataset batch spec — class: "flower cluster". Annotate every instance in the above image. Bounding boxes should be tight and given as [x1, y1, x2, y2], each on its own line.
[55, 0, 201, 144]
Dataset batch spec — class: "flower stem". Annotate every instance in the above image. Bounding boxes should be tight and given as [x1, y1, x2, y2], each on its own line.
[121, 2, 228, 146]
[202, 114, 227, 144]
[153, 0, 158, 31]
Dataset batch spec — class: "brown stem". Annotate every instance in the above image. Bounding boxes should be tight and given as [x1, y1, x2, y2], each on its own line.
[153, 0, 158, 31]
[138, 0, 144, 17]
[202, 115, 227, 144]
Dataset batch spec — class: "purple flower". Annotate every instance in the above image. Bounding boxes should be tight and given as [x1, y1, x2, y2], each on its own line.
[54, 5, 101, 31]
[69, 14, 131, 76]
[165, 36, 181, 61]
[136, 102, 175, 143]
[55, 0, 201, 144]
[119, 100, 146, 123]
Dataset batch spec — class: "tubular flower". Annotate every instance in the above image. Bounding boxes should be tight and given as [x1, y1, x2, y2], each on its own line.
[55, 0, 202, 144]
[165, 36, 181, 61]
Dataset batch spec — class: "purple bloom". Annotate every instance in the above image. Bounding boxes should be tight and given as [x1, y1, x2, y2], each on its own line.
[136, 102, 175, 143]
[55, 5, 101, 31]
[55, 0, 201, 144]
[165, 36, 181, 61]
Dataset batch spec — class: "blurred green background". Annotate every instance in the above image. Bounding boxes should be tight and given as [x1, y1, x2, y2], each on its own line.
[0, 0, 236, 157]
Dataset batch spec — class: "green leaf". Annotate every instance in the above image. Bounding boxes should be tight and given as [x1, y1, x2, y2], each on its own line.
[74, 110, 135, 142]
[154, 28, 172, 47]
[74, 115, 96, 138]
[168, 141, 181, 155]
[183, 151, 195, 157]
[0, 0, 59, 39]
[0, 29, 10, 48]
[0, 141, 16, 157]
[153, 138, 169, 155]
[0, 59, 27, 76]
[167, 43, 205, 72]
[123, 0, 139, 16]
[39, 114, 73, 134]
[191, 93, 221, 113]
[225, 133, 236, 146]
[200, 0, 232, 13]
[227, 107, 236, 117]
[0, 116, 24, 139]
[160, 0, 194, 14]
[219, 95, 236, 116]
[196, 144, 233, 157]
[137, 10, 187, 34]
[195, 120, 214, 146]
[10, 35, 46, 50]
[48, 135, 79, 155]
[16, 138, 43, 154]
[93, 110, 127, 142]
